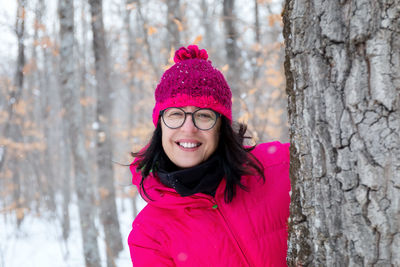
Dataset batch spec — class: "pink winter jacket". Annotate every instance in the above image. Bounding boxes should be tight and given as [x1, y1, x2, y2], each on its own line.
[128, 141, 291, 267]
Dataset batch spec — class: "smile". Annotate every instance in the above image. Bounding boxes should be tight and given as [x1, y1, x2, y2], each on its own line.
[177, 142, 201, 148]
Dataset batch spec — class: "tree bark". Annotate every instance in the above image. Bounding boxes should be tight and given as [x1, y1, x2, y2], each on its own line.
[88, 0, 123, 264]
[283, 0, 400, 265]
[58, 0, 101, 266]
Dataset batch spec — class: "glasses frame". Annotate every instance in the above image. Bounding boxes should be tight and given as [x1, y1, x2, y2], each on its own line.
[160, 107, 221, 131]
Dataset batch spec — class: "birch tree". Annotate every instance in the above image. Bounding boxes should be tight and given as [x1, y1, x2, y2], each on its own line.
[283, 0, 400, 265]
[58, 0, 101, 265]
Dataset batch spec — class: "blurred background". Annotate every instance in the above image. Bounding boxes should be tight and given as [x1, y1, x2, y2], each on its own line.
[0, 0, 287, 266]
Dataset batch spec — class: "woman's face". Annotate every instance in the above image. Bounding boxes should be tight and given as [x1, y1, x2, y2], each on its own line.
[161, 106, 221, 168]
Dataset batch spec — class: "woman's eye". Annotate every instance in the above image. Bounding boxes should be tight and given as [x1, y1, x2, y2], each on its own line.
[196, 112, 213, 119]
[168, 112, 184, 117]
[200, 114, 211, 118]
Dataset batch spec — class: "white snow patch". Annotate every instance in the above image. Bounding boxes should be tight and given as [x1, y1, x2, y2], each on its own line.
[0, 195, 147, 267]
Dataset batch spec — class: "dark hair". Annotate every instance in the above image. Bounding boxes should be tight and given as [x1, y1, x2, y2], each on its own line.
[131, 116, 265, 203]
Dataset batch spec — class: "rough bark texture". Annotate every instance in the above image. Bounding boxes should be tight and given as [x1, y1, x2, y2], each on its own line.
[58, 0, 101, 266]
[283, 0, 400, 266]
[88, 0, 123, 264]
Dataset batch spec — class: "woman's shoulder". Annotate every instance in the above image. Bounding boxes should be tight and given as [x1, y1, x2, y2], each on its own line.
[129, 205, 168, 246]
[250, 141, 290, 167]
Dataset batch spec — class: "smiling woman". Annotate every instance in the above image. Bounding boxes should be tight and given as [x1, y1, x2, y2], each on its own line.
[128, 45, 290, 267]
[161, 106, 221, 168]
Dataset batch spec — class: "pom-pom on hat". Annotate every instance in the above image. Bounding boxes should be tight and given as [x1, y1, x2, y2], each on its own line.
[152, 45, 232, 126]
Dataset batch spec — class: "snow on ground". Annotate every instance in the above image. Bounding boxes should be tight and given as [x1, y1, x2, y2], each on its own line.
[0, 196, 147, 267]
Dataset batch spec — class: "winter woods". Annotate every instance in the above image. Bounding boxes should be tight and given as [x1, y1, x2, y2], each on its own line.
[0, 0, 287, 265]
[1, 0, 399, 265]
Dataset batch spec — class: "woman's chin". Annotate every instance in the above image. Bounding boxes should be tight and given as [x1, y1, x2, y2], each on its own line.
[172, 158, 203, 169]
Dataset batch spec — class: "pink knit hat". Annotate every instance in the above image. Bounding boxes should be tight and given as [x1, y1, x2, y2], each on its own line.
[152, 45, 232, 126]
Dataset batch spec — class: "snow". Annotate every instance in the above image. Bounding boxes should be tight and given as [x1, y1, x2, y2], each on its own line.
[0, 196, 147, 267]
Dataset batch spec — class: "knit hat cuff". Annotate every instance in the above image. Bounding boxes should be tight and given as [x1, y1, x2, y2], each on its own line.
[152, 94, 232, 126]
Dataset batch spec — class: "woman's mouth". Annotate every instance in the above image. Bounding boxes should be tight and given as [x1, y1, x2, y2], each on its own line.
[176, 142, 201, 149]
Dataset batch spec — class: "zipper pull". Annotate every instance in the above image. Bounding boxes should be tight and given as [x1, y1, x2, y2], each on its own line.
[211, 199, 218, 209]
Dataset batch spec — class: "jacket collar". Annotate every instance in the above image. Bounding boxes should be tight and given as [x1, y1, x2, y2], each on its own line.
[130, 160, 227, 209]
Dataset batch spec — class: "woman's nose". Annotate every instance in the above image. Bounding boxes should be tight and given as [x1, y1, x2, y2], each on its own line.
[181, 115, 198, 132]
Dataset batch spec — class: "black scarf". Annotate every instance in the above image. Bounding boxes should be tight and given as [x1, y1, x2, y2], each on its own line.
[156, 151, 224, 197]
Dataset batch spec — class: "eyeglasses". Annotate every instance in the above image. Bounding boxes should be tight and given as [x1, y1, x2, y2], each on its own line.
[161, 107, 220, 130]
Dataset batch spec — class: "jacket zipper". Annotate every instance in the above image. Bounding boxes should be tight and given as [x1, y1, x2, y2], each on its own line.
[211, 198, 251, 267]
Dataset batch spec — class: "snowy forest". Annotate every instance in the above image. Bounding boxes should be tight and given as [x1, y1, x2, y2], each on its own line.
[0, 0, 288, 266]
[2, 0, 400, 266]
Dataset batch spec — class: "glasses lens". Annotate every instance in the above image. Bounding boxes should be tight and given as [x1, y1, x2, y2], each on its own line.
[193, 109, 217, 130]
[163, 108, 185, 128]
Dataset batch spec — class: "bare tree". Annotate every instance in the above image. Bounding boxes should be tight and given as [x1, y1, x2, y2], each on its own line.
[166, 0, 181, 51]
[251, 0, 261, 84]
[58, 0, 101, 266]
[200, 0, 215, 50]
[283, 0, 400, 265]
[88, 0, 123, 265]
[28, 0, 58, 214]
[1, 0, 28, 227]
[56, 0, 73, 240]
[136, 0, 160, 77]
[0, 0, 27, 171]
[223, 0, 241, 118]
[124, 0, 140, 217]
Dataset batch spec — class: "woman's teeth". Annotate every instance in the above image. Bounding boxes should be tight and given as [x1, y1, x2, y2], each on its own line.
[179, 142, 199, 148]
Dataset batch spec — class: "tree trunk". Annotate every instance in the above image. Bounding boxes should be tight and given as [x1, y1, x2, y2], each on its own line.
[125, 0, 137, 129]
[58, 1, 101, 266]
[136, 0, 160, 77]
[283, 0, 400, 265]
[0, 0, 26, 173]
[31, 0, 58, 214]
[7, 0, 27, 227]
[252, 0, 261, 84]
[223, 0, 241, 119]
[88, 0, 123, 264]
[124, 0, 139, 217]
[200, 0, 213, 50]
[166, 0, 181, 51]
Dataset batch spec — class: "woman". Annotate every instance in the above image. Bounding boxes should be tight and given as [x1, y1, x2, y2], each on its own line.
[128, 45, 290, 266]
